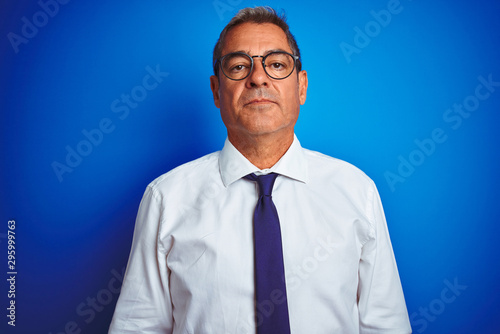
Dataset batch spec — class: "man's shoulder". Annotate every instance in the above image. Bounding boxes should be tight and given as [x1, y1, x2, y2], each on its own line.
[147, 151, 221, 192]
[302, 147, 374, 187]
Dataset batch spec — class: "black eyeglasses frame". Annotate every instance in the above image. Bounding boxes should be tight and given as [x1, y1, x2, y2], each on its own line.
[215, 51, 300, 81]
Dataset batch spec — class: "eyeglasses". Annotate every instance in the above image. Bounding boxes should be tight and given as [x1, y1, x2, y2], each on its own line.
[216, 51, 300, 81]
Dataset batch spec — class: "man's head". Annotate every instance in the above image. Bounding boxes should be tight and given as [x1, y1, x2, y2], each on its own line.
[210, 7, 308, 144]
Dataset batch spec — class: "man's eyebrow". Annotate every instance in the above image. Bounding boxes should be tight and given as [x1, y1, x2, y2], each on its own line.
[224, 48, 290, 56]
[263, 49, 288, 55]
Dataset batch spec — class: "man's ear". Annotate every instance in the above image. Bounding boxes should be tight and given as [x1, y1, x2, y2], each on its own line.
[210, 75, 221, 108]
[298, 70, 308, 105]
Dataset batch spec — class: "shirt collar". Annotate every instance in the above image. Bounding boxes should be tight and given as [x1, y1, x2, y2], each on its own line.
[219, 134, 308, 187]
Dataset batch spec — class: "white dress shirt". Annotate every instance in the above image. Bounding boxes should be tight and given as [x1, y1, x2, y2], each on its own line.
[109, 135, 411, 334]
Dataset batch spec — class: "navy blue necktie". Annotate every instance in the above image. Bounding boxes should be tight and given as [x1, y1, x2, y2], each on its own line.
[245, 173, 291, 334]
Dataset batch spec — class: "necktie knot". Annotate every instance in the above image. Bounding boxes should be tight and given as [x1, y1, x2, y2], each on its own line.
[245, 173, 278, 197]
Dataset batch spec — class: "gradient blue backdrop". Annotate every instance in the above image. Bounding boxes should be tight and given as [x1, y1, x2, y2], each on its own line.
[1, 0, 499, 333]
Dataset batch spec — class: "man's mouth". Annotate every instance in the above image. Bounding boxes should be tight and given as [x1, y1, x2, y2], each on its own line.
[246, 98, 275, 105]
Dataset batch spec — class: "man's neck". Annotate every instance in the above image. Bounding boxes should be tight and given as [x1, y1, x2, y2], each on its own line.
[228, 130, 294, 170]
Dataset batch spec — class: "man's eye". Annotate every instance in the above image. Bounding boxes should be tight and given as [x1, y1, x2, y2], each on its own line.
[270, 62, 286, 70]
[229, 64, 249, 73]
[232, 65, 245, 71]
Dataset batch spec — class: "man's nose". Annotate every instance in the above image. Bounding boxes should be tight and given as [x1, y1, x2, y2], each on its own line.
[246, 57, 269, 88]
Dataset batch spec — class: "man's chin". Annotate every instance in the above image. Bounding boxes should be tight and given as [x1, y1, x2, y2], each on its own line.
[241, 124, 291, 138]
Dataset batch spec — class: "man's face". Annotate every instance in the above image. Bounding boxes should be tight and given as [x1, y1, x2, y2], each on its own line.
[210, 22, 308, 141]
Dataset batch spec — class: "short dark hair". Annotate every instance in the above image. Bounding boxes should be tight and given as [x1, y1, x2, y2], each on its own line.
[212, 6, 302, 77]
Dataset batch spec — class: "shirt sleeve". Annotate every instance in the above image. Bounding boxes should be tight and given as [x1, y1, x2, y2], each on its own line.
[357, 182, 412, 334]
[109, 186, 173, 333]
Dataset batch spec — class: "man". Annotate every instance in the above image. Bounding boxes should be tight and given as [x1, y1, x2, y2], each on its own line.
[109, 6, 411, 334]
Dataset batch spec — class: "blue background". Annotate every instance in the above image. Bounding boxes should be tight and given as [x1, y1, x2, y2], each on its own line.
[1, 0, 499, 333]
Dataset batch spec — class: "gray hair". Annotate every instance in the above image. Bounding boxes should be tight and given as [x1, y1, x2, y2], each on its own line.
[212, 6, 302, 77]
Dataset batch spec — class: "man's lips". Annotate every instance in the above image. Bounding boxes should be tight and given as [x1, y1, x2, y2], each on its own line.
[245, 99, 275, 105]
